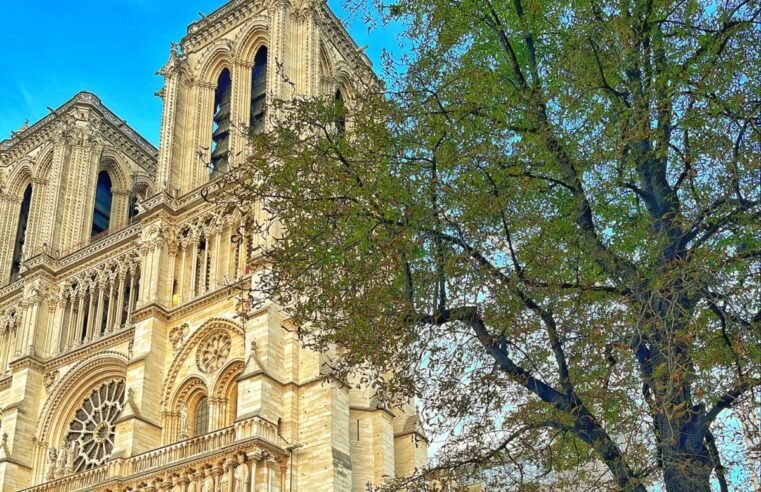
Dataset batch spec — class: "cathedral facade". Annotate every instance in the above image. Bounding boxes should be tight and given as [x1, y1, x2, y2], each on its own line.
[0, 1, 427, 490]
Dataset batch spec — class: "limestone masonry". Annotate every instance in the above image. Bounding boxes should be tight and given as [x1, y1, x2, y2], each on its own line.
[0, 0, 428, 490]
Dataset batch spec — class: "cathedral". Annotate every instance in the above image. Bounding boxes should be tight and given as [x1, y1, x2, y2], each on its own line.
[0, 0, 428, 490]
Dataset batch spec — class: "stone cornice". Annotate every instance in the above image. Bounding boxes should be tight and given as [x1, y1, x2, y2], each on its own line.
[319, 4, 374, 72]
[114, 412, 162, 430]
[183, 0, 266, 53]
[349, 404, 396, 420]
[130, 302, 171, 323]
[393, 430, 430, 444]
[8, 354, 45, 373]
[43, 327, 134, 372]
[0, 456, 33, 470]
[0, 92, 157, 173]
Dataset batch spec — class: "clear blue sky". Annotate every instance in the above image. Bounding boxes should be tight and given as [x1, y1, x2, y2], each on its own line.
[0, 0, 397, 147]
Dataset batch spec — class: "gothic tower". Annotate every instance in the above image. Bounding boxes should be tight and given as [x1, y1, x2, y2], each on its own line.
[0, 1, 428, 491]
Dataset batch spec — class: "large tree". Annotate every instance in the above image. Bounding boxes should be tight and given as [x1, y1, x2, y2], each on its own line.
[217, 0, 761, 490]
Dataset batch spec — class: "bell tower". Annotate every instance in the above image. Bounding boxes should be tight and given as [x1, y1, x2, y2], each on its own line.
[155, 0, 373, 197]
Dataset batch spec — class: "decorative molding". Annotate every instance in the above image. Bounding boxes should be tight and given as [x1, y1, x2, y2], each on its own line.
[160, 318, 244, 409]
[0, 92, 157, 173]
[44, 329, 134, 373]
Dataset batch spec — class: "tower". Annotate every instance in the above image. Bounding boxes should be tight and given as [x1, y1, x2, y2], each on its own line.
[0, 1, 427, 491]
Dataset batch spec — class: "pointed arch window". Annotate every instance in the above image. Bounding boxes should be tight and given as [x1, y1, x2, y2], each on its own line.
[249, 47, 268, 137]
[335, 89, 346, 134]
[193, 396, 209, 437]
[211, 69, 232, 176]
[92, 171, 113, 236]
[10, 184, 33, 281]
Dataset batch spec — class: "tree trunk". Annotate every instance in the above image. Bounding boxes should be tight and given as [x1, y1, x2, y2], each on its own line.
[662, 450, 712, 492]
[658, 414, 714, 492]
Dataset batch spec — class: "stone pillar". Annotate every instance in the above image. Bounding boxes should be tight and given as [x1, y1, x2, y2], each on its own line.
[0, 329, 9, 374]
[178, 241, 188, 304]
[231, 59, 253, 167]
[126, 268, 137, 323]
[112, 316, 167, 457]
[114, 270, 126, 330]
[165, 242, 178, 307]
[95, 279, 106, 337]
[211, 225, 222, 290]
[74, 290, 86, 345]
[189, 237, 199, 300]
[85, 285, 97, 342]
[156, 44, 184, 194]
[201, 235, 209, 295]
[106, 277, 116, 334]
[66, 292, 77, 348]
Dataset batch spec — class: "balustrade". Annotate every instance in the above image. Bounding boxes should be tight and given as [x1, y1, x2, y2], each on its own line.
[22, 416, 284, 492]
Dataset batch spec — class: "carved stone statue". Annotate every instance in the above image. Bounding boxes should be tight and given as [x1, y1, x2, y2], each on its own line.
[65, 440, 79, 473]
[55, 444, 67, 478]
[200, 470, 214, 492]
[233, 454, 249, 492]
[46, 448, 58, 480]
[219, 468, 230, 492]
[179, 403, 189, 439]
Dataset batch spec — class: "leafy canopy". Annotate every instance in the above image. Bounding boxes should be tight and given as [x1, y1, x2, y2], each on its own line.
[218, 0, 761, 490]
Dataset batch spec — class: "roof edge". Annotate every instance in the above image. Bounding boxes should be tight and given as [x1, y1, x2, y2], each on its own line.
[0, 91, 157, 158]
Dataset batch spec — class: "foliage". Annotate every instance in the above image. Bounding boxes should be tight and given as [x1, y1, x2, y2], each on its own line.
[217, 0, 761, 490]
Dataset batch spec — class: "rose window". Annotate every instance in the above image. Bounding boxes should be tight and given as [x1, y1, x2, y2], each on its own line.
[196, 331, 232, 373]
[66, 379, 125, 473]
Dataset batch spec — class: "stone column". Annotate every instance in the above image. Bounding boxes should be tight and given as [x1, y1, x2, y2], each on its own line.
[105, 277, 116, 333]
[231, 58, 254, 167]
[95, 279, 106, 337]
[166, 242, 178, 307]
[114, 270, 126, 330]
[189, 237, 199, 299]
[127, 267, 138, 323]
[0, 329, 8, 374]
[178, 240, 188, 304]
[74, 289, 86, 345]
[85, 285, 97, 342]
[237, 224, 247, 278]
[212, 225, 222, 290]
[66, 292, 77, 348]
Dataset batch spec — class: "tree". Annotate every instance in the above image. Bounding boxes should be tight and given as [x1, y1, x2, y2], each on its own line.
[217, 0, 761, 490]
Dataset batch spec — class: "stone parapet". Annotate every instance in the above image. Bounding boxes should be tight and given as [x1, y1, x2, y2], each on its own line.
[20, 415, 285, 492]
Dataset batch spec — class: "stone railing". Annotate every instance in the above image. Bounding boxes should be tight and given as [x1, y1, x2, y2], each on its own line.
[22, 466, 108, 492]
[117, 424, 236, 476]
[21, 416, 283, 492]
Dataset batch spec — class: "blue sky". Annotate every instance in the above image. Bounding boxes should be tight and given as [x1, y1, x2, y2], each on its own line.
[0, 0, 397, 147]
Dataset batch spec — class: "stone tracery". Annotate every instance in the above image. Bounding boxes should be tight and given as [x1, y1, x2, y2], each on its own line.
[196, 330, 231, 374]
[65, 379, 125, 473]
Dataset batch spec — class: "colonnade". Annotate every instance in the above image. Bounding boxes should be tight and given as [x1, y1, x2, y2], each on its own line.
[169, 210, 267, 307]
[55, 266, 140, 353]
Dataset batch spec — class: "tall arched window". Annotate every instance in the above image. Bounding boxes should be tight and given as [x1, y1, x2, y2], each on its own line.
[10, 184, 33, 280]
[249, 47, 268, 137]
[335, 89, 346, 134]
[92, 171, 113, 236]
[211, 69, 232, 176]
[193, 396, 209, 437]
